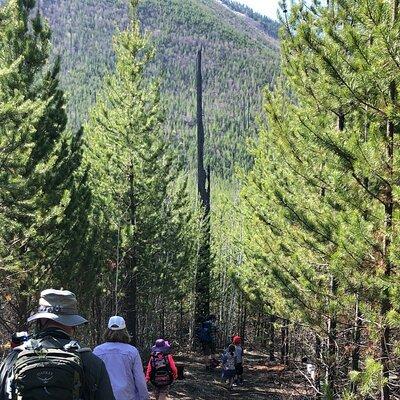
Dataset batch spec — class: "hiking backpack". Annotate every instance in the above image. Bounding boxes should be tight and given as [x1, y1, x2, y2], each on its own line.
[224, 352, 236, 370]
[150, 352, 173, 387]
[198, 321, 212, 343]
[11, 338, 86, 400]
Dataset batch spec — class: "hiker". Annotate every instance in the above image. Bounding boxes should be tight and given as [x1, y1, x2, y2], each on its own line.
[0, 332, 29, 396]
[302, 357, 317, 382]
[233, 335, 244, 385]
[198, 314, 218, 371]
[93, 316, 149, 400]
[0, 288, 115, 400]
[222, 344, 237, 390]
[145, 339, 178, 400]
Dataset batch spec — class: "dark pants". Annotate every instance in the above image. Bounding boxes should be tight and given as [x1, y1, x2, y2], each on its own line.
[235, 363, 243, 375]
[202, 341, 216, 356]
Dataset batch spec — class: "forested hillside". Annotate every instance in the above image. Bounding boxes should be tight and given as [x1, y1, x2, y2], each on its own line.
[24, 0, 280, 176]
[0, 0, 279, 357]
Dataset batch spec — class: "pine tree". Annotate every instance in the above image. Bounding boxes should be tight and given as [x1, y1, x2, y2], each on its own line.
[0, 0, 91, 326]
[241, 0, 400, 397]
[84, 0, 197, 345]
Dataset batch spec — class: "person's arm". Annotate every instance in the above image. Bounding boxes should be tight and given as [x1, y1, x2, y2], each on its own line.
[132, 353, 149, 400]
[145, 359, 152, 383]
[168, 355, 178, 380]
[0, 351, 18, 400]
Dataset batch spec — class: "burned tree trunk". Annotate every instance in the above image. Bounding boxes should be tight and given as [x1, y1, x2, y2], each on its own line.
[194, 48, 211, 325]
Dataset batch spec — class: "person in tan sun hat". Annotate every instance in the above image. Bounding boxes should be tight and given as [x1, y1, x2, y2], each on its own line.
[0, 289, 116, 400]
[27, 288, 89, 327]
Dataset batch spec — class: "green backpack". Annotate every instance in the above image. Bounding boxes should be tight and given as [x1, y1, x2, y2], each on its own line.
[12, 338, 86, 400]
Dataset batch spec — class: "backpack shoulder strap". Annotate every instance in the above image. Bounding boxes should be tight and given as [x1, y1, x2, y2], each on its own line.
[76, 347, 92, 354]
[150, 354, 156, 366]
[66, 342, 94, 400]
[163, 354, 172, 374]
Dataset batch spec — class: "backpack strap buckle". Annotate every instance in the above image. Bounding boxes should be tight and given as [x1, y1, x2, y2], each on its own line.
[24, 339, 42, 351]
[64, 341, 81, 351]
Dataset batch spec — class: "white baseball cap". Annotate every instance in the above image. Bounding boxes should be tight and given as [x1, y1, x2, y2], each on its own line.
[108, 316, 126, 331]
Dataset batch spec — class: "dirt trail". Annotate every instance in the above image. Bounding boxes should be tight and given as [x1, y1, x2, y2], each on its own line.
[150, 352, 312, 400]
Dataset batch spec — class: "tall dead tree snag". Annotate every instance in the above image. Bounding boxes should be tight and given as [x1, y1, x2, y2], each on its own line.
[194, 48, 211, 325]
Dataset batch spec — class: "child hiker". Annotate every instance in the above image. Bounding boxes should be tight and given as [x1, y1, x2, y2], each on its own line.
[233, 335, 244, 385]
[222, 344, 237, 390]
[146, 339, 178, 400]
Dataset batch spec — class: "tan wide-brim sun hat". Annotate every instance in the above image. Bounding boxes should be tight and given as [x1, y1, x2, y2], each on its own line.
[27, 289, 88, 327]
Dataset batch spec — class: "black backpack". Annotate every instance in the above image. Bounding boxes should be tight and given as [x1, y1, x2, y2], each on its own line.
[150, 352, 173, 387]
[197, 321, 213, 343]
[12, 338, 86, 400]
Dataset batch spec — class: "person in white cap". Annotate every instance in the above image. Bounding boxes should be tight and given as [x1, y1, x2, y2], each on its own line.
[0, 288, 116, 400]
[93, 316, 149, 400]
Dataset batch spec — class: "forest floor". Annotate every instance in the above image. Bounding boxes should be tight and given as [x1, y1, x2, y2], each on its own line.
[150, 351, 313, 400]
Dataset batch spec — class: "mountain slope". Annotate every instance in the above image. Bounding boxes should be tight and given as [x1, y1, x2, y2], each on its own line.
[1, 0, 280, 175]
[219, 0, 280, 38]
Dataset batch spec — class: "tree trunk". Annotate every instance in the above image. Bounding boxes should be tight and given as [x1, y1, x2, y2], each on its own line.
[125, 265, 137, 345]
[17, 280, 29, 331]
[269, 315, 276, 362]
[381, 4, 397, 397]
[239, 301, 247, 341]
[326, 275, 337, 395]
[315, 335, 322, 399]
[91, 294, 103, 346]
[351, 297, 362, 394]
[281, 320, 289, 365]
[323, 114, 343, 394]
[125, 167, 138, 345]
[179, 299, 184, 344]
[194, 47, 211, 326]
